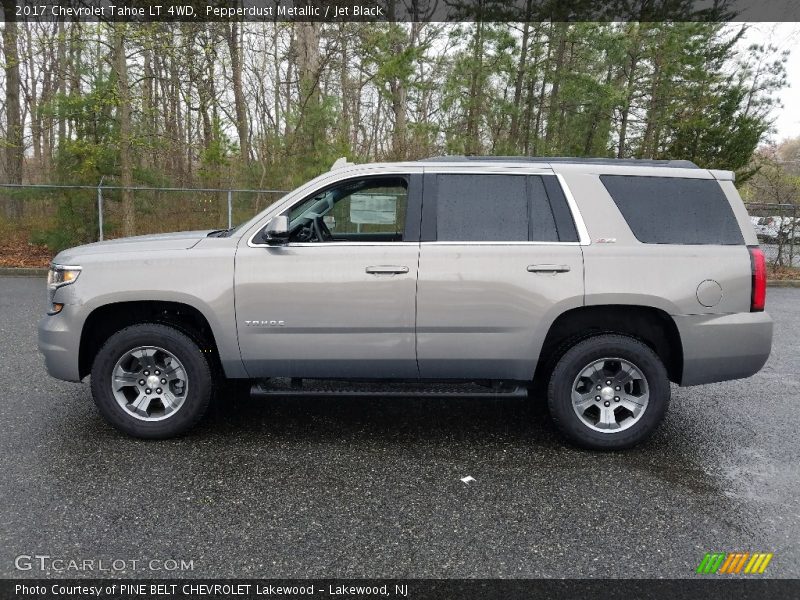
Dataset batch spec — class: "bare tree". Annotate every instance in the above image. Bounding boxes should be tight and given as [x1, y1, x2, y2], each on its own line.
[112, 24, 135, 237]
[2, 0, 24, 219]
[227, 20, 250, 165]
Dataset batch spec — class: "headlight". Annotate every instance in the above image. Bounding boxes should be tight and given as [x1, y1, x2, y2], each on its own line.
[47, 264, 82, 304]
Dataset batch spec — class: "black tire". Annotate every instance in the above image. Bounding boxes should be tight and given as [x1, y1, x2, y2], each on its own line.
[90, 323, 214, 439]
[547, 334, 670, 450]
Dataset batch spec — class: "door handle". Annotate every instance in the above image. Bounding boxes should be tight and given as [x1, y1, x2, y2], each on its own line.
[366, 265, 409, 275]
[527, 264, 571, 273]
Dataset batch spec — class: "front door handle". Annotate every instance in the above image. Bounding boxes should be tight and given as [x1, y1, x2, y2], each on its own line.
[366, 265, 409, 275]
[527, 264, 571, 273]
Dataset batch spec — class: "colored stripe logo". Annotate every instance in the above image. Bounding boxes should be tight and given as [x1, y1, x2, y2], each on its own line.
[696, 552, 773, 574]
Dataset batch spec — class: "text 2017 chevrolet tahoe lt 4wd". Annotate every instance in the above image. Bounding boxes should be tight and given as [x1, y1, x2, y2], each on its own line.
[38, 157, 773, 449]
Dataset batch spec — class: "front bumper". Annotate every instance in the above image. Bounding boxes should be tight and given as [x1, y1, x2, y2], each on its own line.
[675, 311, 773, 386]
[38, 304, 82, 382]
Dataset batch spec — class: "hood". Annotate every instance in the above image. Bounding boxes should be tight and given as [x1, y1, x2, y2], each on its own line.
[52, 230, 213, 263]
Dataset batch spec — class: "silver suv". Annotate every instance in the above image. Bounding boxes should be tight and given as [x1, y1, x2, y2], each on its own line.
[38, 157, 773, 449]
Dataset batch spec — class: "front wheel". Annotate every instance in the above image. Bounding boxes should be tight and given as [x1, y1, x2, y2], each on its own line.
[547, 334, 670, 450]
[90, 323, 214, 439]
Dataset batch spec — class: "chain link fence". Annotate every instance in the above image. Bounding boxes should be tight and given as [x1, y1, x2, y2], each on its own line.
[0, 184, 287, 255]
[1, 185, 798, 270]
[745, 202, 799, 268]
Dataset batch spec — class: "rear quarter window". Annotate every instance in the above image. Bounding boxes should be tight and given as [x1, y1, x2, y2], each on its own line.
[600, 175, 744, 245]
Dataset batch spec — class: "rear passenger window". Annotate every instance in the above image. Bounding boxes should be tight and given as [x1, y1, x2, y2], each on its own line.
[600, 175, 744, 245]
[434, 174, 562, 242]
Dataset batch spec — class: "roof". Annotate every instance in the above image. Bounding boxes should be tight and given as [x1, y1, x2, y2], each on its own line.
[419, 156, 700, 169]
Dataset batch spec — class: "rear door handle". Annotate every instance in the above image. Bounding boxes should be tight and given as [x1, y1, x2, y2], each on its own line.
[527, 264, 571, 273]
[366, 265, 409, 275]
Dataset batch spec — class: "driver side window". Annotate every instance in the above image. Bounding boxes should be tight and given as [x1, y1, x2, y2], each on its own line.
[289, 177, 408, 243]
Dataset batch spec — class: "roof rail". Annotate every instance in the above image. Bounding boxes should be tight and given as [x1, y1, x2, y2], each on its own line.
[330, 157, 352, 171]
[419, 156, 700, 169]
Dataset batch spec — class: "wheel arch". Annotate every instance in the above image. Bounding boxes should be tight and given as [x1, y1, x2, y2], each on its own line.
[79, 300, 223, 380]
[534, 304, 684, 385]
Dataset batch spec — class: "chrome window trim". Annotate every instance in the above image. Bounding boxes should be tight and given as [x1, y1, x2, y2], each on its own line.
[246, 166, 591, 248]
[420, 241, 582, 246]
[555, 173, 591, 246]
[249, 237, 417, 250]
[265, 241, 580, 248]
[275, 242, 420, 248]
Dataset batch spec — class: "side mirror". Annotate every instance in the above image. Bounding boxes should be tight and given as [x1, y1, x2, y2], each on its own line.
[261, 215, 289, 245]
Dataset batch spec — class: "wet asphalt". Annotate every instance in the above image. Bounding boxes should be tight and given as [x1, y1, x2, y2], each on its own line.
[0, 276, 797, 579]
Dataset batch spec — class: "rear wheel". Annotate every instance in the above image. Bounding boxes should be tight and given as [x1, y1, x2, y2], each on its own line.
[90, 323, 214, 438]
[547, 334, 669, 450]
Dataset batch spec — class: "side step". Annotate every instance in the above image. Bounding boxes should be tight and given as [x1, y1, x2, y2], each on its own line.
[251, 378, 528, 399]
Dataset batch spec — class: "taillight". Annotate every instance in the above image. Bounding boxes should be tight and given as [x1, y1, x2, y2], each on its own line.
[749, 246, 766, 312]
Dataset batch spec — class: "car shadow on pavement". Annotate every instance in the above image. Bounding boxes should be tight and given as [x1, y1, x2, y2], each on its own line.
[200, 391, 554, 444]
[198, 389, 737, 496]
[45, 382, 734, 505]
[35, 380, 771, 571]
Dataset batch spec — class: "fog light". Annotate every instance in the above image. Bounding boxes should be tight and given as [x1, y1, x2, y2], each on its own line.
[49, 303, 64, 315]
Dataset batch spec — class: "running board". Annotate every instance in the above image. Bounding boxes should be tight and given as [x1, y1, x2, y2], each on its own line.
[251, 379, 528, 399]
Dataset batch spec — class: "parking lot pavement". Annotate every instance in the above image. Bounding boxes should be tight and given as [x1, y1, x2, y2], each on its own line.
[0, 276, 798, 579]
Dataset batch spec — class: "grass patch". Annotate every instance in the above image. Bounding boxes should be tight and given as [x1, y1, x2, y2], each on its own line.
[768, 264, 800, 281]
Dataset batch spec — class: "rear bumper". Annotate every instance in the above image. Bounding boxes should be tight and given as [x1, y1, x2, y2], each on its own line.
[675, 311, 773, 386]
[38, 305, 82, 382]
